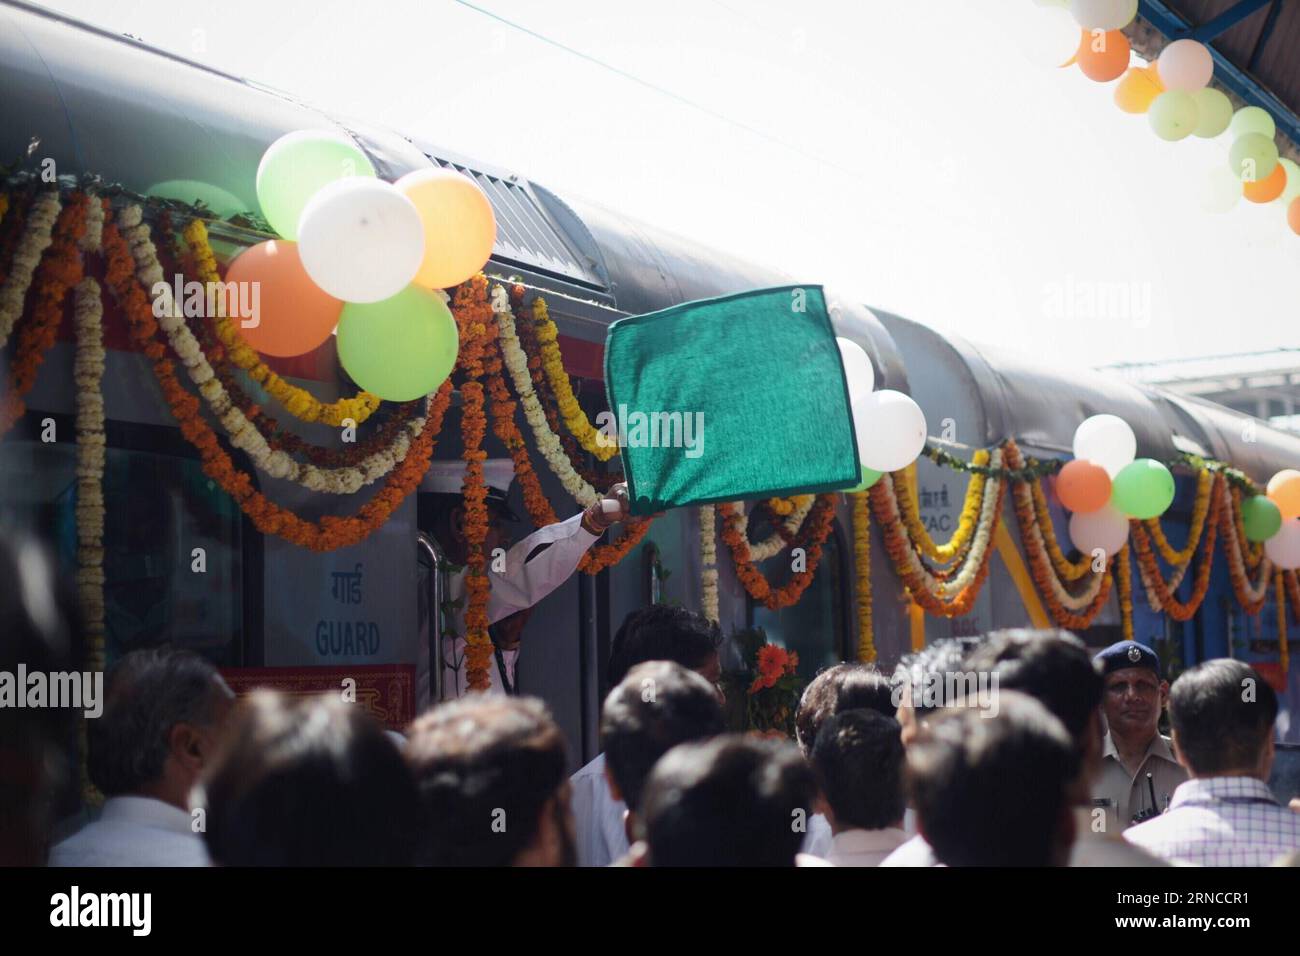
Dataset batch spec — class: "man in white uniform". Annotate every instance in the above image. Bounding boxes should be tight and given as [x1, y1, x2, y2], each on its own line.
[50, 647, 233, 867]
[417, 459, 629, 708]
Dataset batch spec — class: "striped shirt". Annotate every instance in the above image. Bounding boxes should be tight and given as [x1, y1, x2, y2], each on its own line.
[1123, 776, 1300, 867]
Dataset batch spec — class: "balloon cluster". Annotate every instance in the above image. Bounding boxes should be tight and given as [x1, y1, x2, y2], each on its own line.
[1260, 470, 1300, 569]
[1038, 2, 1300, 234]
[837, 338, 928, 490]
[243, 131, 497, 400]
[1060, 414, 1172, 557]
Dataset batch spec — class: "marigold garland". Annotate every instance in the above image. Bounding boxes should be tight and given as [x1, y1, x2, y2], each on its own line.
[719, 494, 837, 610]
[104, 216, 449, 552]
[533, 294, 619, 461]
[1117, 541, 1134, 642]
[182, 219, 381, 427]
[512, 285, 620, 491]
[852, 490, 875, 662]
[1028, 472, 1094, 582]
[452, 274, 494, 692]
[1, 192, 87, 435]
[0, 190, 63, 354]
[1142, 469, 1214, 566]
[896, 450, 989, 564]
[1218, 484, 1272, 614]
[1129, 475, 1222, 623]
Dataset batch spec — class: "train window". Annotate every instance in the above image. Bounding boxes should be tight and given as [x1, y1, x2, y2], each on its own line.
[0, 427, 244, 667]
[749, 518, 847, 681]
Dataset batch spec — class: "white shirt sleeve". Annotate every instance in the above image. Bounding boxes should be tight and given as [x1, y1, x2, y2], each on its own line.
[487, 513, 599, 623]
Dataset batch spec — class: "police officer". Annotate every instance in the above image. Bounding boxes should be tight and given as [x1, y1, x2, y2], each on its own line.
[1091, 640, 1187, 830]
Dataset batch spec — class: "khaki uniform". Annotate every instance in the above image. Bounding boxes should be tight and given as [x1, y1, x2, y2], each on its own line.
[1093, 732, 1187, 832]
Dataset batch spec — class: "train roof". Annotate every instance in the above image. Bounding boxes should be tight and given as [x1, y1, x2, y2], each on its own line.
[3, 0, 1297, 484]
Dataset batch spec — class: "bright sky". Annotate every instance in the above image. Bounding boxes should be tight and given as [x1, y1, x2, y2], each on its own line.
[35, 0, 1300, 369]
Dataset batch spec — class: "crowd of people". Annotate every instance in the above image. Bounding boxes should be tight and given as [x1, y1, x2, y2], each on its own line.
[6, 535, 1300, 868]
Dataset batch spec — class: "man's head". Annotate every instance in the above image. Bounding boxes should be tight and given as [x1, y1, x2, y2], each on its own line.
[1168, 659, 1278, 780]
[406, 695, 573, 866]
[908, 691, 1080, 867]
[811, 710, 905, 834]
[966, 628, 1104, 793]
[200, 692, 420, 866]
[89, 646, 234, 809]
[794, 663, 895, 756]
[1094, 640, 1167, 745]
[601, 661, 726, 821]
[639, 735, 816, 867]
[892, 638, 976, 746]
[607, 604, 722, 692]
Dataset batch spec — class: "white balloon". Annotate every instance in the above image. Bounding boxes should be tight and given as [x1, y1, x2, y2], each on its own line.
[1069, 505, 1130, 559]
[1073, 414, 1137, 477]
[297, 178, 425, 303]
[1069, 0, 1137, 30]
[1265, 518, 1300, 570]
[836, 337, 875, 402]
[1017, 5, 1083, 69]
[1200, 165, 1242, 214]
[852, 389, 927, 473]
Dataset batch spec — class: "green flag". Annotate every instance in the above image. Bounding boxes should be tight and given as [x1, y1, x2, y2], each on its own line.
[603, 285, 861, 515]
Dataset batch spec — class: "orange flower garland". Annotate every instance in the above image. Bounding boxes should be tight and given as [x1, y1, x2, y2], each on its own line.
[0, 192, 88, 435]
[1117, 542, 1134, 641]
[452, 275, 494, 692]
[1029, 473, 1094, 582]
[104, 216, 449, 552]
[1143, 469, 1214, 566]
[1128, 475, 1223, 623]
[1005, 440, 1113, 628]
[719, 494, 838, 610]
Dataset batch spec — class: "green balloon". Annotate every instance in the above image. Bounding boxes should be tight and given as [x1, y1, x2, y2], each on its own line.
[1242, 495, 1282, 542]
[1275, 158, 1300, 207]
[847, 467, 883, 493]
[256, 131, 376, 239]
[1191, 88, 1232, 139]
[336, 285, 459, 402]
[1228, 105, 1275, 141]
[1228, 132, 1279, 182]
[1110, 459, 1174, 520]
[147, 179, 247, 218]
[1148, 91, 1198, 142]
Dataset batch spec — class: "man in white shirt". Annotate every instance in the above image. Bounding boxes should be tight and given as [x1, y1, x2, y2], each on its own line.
[50, 647, 234, 867]
[571, 604, 723, 866]
[810, 709, 909, 866]
[1125, 658, 1300, 866]
[417, 460, 629, 707]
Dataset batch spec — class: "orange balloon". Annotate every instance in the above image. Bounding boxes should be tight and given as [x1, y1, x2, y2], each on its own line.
[1056, 459, 1113, 514]
[1288, 197, 1300, 235]
[1114, 65, 1163, 113]
[1267, 470, 1300, 520]
[1077, 30, 1131, 83]
[1243, 161, 1287, 203]
[224, 240, 343, 357]
[397, 168, 497, 290]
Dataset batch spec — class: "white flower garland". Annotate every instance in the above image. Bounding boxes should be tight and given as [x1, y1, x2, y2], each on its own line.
[876, 448, 1005, 601]
[699, 503, 719, 623]
[74, 195, 106, 672]
[1214, 491, 1272, 605]
[0, 191, 62, 350]
[491, 282, 600, 508]
[1023, 506, 1109, 611]
[118, 206, 424, 494]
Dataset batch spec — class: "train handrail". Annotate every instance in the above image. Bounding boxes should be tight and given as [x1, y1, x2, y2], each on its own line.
[417, 531, 445, 706]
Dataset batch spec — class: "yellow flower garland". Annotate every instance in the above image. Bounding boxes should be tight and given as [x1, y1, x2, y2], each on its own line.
[1029, 475, 1094, 581]
[896, 450, 988, 563]
[1143, 469, 1213, 566]
[182, 219, 381, 427]
[533, 295, 619, 461]
[853, 490, 875, 662]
